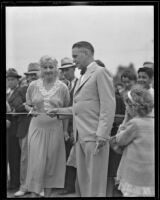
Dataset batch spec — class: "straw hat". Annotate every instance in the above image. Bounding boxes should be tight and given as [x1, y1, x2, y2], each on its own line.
[24, 63, 40, 75]
[58, 57, 76, 69]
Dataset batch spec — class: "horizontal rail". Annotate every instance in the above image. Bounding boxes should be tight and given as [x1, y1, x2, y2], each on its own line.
[6, 113, 125, 118]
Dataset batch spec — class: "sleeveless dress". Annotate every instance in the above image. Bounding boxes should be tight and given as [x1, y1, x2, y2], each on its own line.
[25, 78, 70, 194]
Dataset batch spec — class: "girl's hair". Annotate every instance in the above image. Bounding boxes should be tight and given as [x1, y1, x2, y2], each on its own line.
[121, 70, 137, 81]
[124, 84, 154, 117]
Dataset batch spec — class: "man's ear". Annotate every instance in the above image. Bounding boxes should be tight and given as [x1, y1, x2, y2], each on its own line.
[84, 48, 91, 57]
[148, 78, 153, 85]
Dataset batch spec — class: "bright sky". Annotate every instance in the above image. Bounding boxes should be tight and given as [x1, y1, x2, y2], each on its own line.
[6, 6, 153, 77]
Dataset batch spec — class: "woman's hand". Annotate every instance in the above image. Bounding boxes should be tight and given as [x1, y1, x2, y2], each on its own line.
[46, 108, 59, 118]
[24, 103, 32, 113]
[28, 107, 39, 117]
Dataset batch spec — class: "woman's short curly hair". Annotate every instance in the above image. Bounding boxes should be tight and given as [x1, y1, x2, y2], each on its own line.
[125, 84, 154, 117]
[39, 55, 58, 68]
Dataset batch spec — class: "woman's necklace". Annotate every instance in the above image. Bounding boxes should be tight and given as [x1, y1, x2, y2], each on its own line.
[38, 78, 59, 97]
[43, 78, 57, 91]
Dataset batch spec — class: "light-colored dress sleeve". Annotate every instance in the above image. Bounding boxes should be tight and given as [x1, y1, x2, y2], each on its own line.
[116, 120, 137, 146]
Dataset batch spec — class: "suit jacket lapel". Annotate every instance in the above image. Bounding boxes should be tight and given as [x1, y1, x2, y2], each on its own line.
[72, 78, 78, 92]
[70, 78, 78, 93]
[74, 78, 81, 95]
[8, 87, 19, 104]
[74, 64, 97, 95]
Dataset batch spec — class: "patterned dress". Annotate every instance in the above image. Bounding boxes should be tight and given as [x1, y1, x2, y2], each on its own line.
[25, 78, 70, 194]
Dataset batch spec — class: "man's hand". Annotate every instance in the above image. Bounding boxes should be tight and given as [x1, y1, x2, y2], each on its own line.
[46, 108, 59, 118]
[93, 136, 107, 155]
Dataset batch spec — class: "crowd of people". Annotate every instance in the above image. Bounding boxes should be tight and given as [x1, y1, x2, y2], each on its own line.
[6, 41, 154, 197]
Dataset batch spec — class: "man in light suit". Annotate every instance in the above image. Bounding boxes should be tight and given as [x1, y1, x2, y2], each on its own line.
[48, 41, 116, 197]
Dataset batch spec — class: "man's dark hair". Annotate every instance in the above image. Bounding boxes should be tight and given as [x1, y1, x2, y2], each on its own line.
[121, 70, 137, 81]
[72, 41, 94, 55]
[137, 67, 154, 79]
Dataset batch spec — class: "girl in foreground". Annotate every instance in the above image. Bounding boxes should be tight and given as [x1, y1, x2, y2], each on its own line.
[110, 85, 154, 197]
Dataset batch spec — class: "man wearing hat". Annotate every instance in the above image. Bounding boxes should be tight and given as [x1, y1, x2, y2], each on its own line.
[58, 57, 78, 195]
[14, 63, 42, 197]
[58, 69, 70, 87]
[6, 68, 22, 191]
[24, 63, 40, 85]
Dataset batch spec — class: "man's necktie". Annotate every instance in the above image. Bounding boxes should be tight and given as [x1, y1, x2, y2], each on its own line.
[68, 81, 72, 91]
[80, 67, 87, 75]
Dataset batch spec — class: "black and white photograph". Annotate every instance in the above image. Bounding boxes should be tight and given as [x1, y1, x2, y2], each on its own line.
[2, 1, 158, 198]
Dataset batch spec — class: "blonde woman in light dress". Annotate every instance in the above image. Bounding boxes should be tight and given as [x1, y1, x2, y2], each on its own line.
[25, 56, 70, 197]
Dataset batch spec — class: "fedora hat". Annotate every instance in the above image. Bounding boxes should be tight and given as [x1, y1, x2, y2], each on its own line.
[59, 57, 76, 69]
[6, 68, 21, 78]
[24, 63, 40, 75]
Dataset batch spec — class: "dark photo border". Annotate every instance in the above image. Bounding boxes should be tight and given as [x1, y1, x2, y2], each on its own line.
[1, 1, 159, 199]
